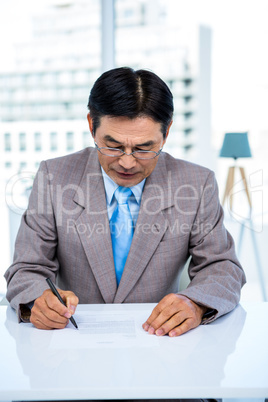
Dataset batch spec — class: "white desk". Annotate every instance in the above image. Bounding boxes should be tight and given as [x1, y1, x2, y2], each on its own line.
[0, 302, 267, 401]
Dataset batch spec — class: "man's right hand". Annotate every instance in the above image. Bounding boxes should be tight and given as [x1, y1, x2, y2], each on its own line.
[30, 288, 79, 330]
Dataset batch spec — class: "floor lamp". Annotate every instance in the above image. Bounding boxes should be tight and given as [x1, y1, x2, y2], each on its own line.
[220, 132, 252, 211]
[219, 132, 267, 301]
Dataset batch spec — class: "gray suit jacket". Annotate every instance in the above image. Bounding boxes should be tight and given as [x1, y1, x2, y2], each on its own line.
[5, 148, 246, 321]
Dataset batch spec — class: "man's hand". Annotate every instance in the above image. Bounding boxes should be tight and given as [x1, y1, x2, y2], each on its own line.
[30, 288, 79, 330]
[142, 294, 207, 337]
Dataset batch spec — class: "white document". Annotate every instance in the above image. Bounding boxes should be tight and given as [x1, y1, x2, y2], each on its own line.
[49, 309, 159, 349]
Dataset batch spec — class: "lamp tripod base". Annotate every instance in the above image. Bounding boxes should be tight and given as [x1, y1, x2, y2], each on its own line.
[222, 166, 252, 211]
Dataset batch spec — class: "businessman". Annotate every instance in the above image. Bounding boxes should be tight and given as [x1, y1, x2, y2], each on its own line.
[5, 67, 245, 343]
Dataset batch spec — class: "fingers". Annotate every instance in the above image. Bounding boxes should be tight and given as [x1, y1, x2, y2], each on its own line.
[59, 289, 79, 315]
[142, 293, 207, 337]
[30, 289, 79, 330]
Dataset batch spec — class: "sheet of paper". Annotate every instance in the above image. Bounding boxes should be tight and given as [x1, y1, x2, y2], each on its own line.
[49, 309, 159, 349]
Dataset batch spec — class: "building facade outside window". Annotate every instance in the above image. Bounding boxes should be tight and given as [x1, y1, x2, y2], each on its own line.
[19, 133, 26, 152]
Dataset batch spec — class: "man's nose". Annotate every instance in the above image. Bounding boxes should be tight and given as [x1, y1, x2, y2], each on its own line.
[118, 153, 137, 170]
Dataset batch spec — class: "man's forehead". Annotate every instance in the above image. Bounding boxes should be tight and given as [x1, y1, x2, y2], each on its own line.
[98, 115, 161, 127]
[102, 134, 156, 146]
[96, 115, 162, 136]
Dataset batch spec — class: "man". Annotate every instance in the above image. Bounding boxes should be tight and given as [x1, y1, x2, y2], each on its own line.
[5, 67, 245, 401]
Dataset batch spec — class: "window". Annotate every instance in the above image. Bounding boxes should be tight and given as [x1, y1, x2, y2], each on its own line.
[83, 131, 91, 148]
[66, 131, 74, 151]
[34, 132, 42, 151]
[19, 133, 26, 151]
[0, 0, 102, 295]
[4, 133, 11, 151]
[19, 161, 27, 170]
[50, 132, 58, 151]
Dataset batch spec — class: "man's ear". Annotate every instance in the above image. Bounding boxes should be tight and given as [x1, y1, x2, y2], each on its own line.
[87, 113, 94, 137]
[163, 120, 173, 145]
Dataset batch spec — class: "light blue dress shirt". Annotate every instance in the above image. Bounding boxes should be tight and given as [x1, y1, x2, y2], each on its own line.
[101, 167, 145, 226]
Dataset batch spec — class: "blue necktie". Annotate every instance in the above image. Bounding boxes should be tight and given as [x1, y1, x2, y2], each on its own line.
[110, 187, 134, 285]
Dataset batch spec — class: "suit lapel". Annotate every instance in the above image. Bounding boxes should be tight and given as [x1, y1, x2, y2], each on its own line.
[114, 155, 174, 303]
[72, 151, 174, 304]
[73, 151, 117, 303]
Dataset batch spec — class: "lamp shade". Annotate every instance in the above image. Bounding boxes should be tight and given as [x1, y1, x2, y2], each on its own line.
[219, 132, 252, 160]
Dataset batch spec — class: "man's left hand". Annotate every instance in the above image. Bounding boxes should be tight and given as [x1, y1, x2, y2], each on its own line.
[142, 293, 207, 337]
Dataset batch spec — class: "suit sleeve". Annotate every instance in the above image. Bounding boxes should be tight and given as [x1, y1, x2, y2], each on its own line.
[4, 161, 58, 321]
[178, 171, 246, 322]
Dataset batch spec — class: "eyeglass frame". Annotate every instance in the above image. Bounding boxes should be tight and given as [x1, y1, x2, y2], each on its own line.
[94, 141, 163, 160]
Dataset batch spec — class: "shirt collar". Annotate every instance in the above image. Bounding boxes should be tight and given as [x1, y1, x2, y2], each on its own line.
[101, 167, 146, 205]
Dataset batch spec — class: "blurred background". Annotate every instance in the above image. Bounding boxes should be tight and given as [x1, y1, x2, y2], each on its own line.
[0, 0, 267, 301]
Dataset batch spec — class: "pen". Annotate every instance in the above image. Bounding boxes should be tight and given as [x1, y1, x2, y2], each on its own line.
[46, 277, 78, 329]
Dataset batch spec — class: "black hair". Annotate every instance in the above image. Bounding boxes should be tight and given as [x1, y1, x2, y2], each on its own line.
[87, 67, 173, 138]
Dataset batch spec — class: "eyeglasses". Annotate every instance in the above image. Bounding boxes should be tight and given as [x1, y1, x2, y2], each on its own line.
[94, 142, 163, 160]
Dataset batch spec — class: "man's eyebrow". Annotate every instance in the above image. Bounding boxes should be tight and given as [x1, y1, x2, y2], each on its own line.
[103, 135, 121, 144]
[103, 135, 155, 147]
[135, 140, 155, 147]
